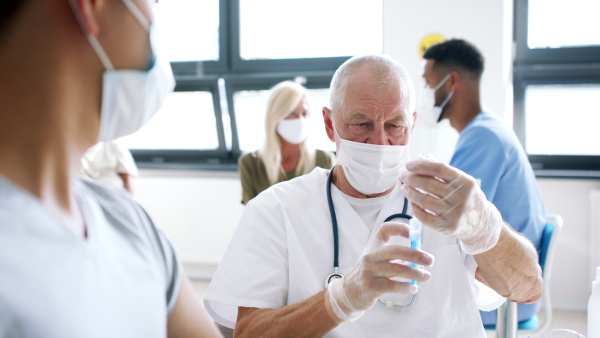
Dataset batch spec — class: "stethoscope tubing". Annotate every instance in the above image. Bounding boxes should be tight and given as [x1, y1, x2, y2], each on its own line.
[326, 166, 412, 273]
[325, 166, 418, 307]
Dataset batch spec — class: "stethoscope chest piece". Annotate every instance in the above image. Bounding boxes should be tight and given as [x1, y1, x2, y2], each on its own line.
[323, 267, 343, 289]
[323, 166, 416, 307]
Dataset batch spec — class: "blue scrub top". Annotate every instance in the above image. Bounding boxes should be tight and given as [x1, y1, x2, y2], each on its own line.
[450, 111, 546, 249]
[450, 111, 546, 324]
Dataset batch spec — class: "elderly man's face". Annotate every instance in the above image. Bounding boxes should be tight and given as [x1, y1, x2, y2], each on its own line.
[324, 71, 416, 148]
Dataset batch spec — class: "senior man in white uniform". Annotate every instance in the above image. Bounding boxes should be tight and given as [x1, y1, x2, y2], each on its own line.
[204, 55, 542, 337]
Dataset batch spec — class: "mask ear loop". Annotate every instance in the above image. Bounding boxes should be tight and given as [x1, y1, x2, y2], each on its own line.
[68, 0, 114, 71]
[433, 73, 452, 91]
[433, 73, 454, 114]
[121, 0, 152, 31]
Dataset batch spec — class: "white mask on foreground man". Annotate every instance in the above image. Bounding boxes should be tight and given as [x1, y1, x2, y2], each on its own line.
[204, 54, 542, 337]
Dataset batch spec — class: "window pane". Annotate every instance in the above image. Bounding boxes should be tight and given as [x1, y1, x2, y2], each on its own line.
[528, 0, 600, 49]
[154, 0, 219, 62]
[525, 84, 600, 156]
[117, 92, 219, 150]
[234, 88, 335, 153]
[239, 0, 382, 60]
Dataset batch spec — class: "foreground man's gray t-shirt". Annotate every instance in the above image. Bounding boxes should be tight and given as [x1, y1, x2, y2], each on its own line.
[0, 176, 180, 338]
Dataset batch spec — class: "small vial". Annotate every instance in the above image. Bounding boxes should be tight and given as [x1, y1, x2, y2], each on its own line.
[409, 218, 423, 284]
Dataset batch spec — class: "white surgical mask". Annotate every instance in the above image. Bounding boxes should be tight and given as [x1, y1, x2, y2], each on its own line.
[418, 73, 453, 124]
[277, 117, 308, 144]
[334, 127, 410, 195]
[70, 0, 175, 142]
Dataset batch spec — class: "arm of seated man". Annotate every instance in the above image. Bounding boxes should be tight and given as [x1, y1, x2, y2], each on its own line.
[400, 160, 542, 305]
[234, 222, 432, 337]
[167, 271, 224, 338]
[235, 290, 339, 338]
[474, 224, 542, 304]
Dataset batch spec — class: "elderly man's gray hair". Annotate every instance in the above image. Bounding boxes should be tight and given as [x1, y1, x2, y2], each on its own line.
[329, 55, 416, 117]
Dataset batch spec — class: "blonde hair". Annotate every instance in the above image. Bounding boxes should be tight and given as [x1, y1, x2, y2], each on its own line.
[259, 81, 316, 185]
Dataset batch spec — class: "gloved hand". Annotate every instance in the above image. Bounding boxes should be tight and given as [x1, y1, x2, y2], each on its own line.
[399, 160, 503, 255]
[325, 222, 433, 322]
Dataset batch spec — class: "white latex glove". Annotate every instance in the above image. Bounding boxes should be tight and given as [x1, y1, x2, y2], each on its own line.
[326, 222, 433, 322]
[399, 160, 503, 255]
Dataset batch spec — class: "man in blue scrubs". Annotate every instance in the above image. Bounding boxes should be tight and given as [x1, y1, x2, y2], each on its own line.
[421, 39, 547, 326]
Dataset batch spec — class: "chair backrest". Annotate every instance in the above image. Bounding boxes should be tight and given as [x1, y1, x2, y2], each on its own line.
[527, 214, 563, 335]
[541, 215, 562, 290]
[488, 215, 563, 336]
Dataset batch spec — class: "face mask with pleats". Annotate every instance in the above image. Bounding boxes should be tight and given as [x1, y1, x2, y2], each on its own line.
[418, 73, 453, 124]
[334, 126, 410, 195]
[276, 117, 308, 144]
[69, 0, 175, 142]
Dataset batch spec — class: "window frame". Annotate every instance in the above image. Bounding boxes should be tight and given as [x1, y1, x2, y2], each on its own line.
[133, 0, 379, 168]
[514, 0, 600, 65]
[513, 0, 600, 177]
[130, 77, 233, 168]
[228, 0, 353, 73]
[224, 73, 335, 160]
[169, 0, 230, 77]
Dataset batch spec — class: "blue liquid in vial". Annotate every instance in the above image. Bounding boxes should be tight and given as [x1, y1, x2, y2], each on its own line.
[409, 236, 422, 284]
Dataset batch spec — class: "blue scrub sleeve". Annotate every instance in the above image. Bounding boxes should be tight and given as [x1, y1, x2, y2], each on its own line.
[450, 126, 507, 202]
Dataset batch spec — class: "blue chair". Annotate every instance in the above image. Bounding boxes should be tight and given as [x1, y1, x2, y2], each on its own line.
[486, 214, 563, 337]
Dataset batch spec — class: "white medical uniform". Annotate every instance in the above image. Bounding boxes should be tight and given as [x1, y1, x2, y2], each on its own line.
[80, 141, 138, 188]
[0, 175, 180, 338]
[205, 168, 488, 337]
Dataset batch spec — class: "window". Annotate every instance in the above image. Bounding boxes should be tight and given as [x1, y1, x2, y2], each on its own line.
[155, 0, 220, 62]
[118, 91, 220, 151]
[527, 0, 600, 49]
[121, 79, 229, 166]
[128, 0, 383, 167]
[230, 0, 382, 73]
[513, 0, 600, 176]
[233, 87, 335, 154]
[224, 74, 335, 159]
[238, 0, 382, 60]
[524, 84, 600, 157]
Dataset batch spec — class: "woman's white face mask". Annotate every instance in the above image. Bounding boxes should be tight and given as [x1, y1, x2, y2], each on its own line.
[334, 126, 410, 195]
[277, 117, 308, 144]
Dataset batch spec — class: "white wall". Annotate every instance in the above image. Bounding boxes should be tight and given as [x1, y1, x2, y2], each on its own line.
[132, 0, 600, 311]
[382, 0, 513, 162]
[133, 170, 245, 278]
[537, 179, 600, 310]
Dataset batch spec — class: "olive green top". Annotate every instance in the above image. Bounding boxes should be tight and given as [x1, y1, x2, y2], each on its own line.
[238, 149, 335, 203]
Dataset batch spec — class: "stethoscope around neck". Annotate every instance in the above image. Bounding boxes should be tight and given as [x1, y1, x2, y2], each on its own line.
[324, 166, 416, 308]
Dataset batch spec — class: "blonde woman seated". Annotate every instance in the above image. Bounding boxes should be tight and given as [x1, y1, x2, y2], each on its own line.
[239, 81, 335, 204]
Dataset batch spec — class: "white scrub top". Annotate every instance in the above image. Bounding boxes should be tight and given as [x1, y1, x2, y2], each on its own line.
[0, 176, 180, 338]
[80, 141, 138, 188]
[205, 168, 487, 337]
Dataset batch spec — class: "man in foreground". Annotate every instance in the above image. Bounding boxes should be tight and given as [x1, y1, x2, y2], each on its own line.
[0, 0, 221, 336]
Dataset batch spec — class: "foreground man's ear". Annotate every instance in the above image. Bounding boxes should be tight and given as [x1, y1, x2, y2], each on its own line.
[323, 107, 335, 142]
[69, 0, 103, 37]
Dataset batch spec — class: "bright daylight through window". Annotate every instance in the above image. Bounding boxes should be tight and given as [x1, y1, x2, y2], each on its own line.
[239, 0, 382, 60]
[155, 0, 220, 62]
[118, 91, 219, 151]
[525, 84, 600, 156]
[527, 0, 600, 49]
[125, 0, 383, 166]
[234, 88, 335, 153]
